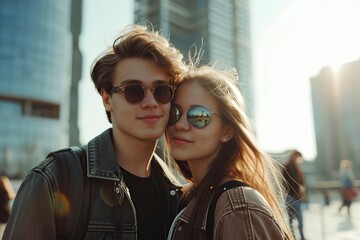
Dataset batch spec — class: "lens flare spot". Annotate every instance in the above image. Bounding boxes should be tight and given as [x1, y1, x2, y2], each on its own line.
[100, 183, 117, 207]
[54, 192, 70, 217]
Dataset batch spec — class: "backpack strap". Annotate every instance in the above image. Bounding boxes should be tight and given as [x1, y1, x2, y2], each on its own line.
[69, 146, 91, 240]
[49, 146, 91, 240]
[206, 180, 248, 240]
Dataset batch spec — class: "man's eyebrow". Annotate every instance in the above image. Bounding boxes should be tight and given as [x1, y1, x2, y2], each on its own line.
[152, 79, 169, 84]
[119, 79, 169, 85]
[118, 79, 141, 85]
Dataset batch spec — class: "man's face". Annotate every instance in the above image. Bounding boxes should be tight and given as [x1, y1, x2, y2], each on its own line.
[102, 57, 171, 142]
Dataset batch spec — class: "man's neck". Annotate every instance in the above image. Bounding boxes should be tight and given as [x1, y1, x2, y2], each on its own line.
[112, 130, 158, 178]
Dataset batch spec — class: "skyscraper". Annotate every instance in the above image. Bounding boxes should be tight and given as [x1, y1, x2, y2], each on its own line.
[69, 0, 83, 146]
[134, 0, 254, 119]
[310, 59, 360, 179]
[0, 1, 75, 177]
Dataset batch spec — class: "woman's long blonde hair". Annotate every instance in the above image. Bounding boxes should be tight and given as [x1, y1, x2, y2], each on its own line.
[166, 64, 293, 239]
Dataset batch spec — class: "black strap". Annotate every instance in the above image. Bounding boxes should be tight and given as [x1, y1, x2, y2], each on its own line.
[50, 146, 91, 240]
[206, 180, 248, 240]
[69, 146, 91, 240]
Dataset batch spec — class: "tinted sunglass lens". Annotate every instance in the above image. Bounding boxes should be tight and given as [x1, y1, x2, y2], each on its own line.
[168, 105, 181, 126]
[188, 106, 212, 128]
[124, 85, 144, 103]
[154, 85, 173, 104]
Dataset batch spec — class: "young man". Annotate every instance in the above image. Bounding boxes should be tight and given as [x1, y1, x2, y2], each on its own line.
[3, 25, 185, 240]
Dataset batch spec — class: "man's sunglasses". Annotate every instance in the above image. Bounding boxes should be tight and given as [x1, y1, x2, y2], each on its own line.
[110, 84, 176, 104]
[168, 105, 222, 129]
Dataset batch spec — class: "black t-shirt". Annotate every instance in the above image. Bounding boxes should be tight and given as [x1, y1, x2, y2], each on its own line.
[121, 167, 165, 240]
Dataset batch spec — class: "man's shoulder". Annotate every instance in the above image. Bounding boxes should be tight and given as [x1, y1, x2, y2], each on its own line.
[31, 147, 86, 181]
[34, 147, 76, 169]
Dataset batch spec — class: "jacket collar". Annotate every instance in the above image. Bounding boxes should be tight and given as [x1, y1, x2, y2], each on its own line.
[178, 195, 210, 230]
[84, 128, 182, 187]
[86, 128, 121, 180]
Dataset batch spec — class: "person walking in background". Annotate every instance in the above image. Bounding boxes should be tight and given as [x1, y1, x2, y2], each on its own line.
[282, 150, 306, 240]
[339, 159, 358, 216]
[3, 24, 185, 240]
[0, 176, 15, 237]
[165, 64, 294, 239]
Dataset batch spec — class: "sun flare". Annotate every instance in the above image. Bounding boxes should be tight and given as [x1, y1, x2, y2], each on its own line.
[256, 0, 360, 159]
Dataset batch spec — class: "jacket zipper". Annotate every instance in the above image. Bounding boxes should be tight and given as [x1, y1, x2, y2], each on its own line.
[120, 180, 138, 240]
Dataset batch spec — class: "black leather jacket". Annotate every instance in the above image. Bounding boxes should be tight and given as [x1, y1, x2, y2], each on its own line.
[3, 129, 181, 240]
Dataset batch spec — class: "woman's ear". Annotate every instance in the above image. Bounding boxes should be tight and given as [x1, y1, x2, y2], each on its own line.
[221, 125, 234, 143]
[101, 89, 112, 111]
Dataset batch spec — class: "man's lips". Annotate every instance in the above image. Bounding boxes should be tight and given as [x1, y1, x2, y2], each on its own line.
[137, 114, 162, 123]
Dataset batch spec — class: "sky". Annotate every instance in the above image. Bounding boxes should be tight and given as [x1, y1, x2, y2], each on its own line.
[78, 0, 360, 161]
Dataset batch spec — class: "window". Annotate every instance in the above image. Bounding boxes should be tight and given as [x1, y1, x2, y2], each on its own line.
[0, 95, 60, 119]
[23, 100, 60, 119]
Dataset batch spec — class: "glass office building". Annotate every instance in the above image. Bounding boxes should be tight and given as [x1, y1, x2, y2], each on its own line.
[0, 1, 72, 177]
[310, 59, 360, 179]
[134, 0, 254, 119]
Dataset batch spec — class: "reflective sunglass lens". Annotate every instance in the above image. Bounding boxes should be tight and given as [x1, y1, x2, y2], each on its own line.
[187, 106, 212, 128]
[168, 105, 181, 126]
[168, 106, 213, 128]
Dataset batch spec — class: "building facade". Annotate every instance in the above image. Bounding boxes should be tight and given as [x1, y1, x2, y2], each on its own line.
[69, 0, 83, 146]
[310, 59, 360, 180]
[134, 0, 254, 119]
[0, 0, 74, 177]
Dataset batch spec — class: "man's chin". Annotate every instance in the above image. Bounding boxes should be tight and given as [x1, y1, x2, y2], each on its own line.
[143, 133, 163, 141]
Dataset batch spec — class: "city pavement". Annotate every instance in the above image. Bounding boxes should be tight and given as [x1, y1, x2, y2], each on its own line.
[297, 194, 360, 240]
[2, 180, 360, 240]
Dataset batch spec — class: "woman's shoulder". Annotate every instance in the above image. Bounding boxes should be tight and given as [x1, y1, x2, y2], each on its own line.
[217, 184, 273, 215]
[213, 186, 284, 239]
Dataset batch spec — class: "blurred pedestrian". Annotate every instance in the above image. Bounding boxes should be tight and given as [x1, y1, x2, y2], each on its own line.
[0, 176, 15, 236]
[339, 159, 358, 216]
[282, 150, 306, 240]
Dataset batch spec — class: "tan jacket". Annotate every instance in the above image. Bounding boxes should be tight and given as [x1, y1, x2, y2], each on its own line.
[168, 186, 286, 240]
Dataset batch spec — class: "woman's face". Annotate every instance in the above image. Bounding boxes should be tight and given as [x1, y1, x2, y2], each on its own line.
[166, 81, 231, 173]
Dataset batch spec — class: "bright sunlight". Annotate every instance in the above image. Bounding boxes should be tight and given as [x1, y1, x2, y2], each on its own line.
[255, 0, 360, 160]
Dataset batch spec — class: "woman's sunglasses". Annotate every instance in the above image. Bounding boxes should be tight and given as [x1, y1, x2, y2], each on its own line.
[110, 84, 176, 104]
[168, 105, 222, 129]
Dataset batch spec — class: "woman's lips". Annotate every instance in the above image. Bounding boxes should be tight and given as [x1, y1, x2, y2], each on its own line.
[172, 136, 193, 144]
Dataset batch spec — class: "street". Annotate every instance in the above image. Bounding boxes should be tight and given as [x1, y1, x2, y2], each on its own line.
[301, 200, 360, 240]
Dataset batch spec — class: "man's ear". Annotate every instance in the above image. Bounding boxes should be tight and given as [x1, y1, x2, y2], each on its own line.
[101, 89, 112, 111]
[221, 125, 234, 143]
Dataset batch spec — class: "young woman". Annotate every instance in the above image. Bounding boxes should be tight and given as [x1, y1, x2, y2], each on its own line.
[282, 150, 306, 240]
[165, 65, 294, 239]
